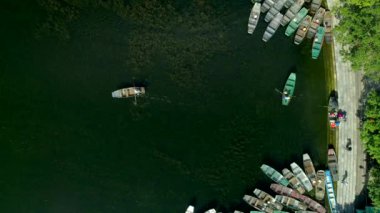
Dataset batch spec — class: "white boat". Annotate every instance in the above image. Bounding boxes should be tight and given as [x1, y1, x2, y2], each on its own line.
[248, 3, 262, 34]
[262, 13, 283, 42]
[261, 0, 277, 13]
[281, 0, 304, 26]
[290, 162, 313, 192]
[185, 205, 194, 213]
[111, 87, 145, 98]
[204, 209, 217, 213]
[265, 0, 286, 22]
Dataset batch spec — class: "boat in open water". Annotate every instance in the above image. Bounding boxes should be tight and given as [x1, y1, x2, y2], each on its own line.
[204, 209, 216, 213]
[254, 188, 284, 210]
[282, 73, 296, 106]
[265, 0, 286, 22]
[303, 153, 317, 185]
[307, 7, 325, 39]
[275, 195, 307, 211]
[248, 3, 262, 34]
[261, 0, 277, 13]
[312, 26, 325, 59]
[243, 195, 275, 213]
[271, 184, 326, 213]
[315, 170, 326, 201]
[262, 13, 284, 42]
[294, 15, 311, 45]
[327, 148, 339, 181]
[281, 0, 305, 26]
[324, 11, 333, 44]
[185, 205, 194, 213]
[310, 0, 322, 15]
[325, 170, 338, 213]
[112, 87, 145, 98]
[290, 162, 313, 192]
[282, 168, 305, 194]
[261, 164, 290, 186]
[285, 8, 308, 36]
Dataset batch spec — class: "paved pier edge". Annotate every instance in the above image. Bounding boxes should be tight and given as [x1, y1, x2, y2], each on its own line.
[324, 0, 368, 212]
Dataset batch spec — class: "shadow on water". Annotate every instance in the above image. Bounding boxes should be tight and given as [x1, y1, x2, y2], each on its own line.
[329, 89, 338, 101]
[116, 79, 149, 90]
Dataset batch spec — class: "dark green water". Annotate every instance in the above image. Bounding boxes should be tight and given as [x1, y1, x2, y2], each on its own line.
[0, 0, 328, 212]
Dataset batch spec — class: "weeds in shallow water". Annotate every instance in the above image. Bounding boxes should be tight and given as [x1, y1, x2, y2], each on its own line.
[35, 0, 229, 88]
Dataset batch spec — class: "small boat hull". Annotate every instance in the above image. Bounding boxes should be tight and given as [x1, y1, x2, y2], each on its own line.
[112, 87, 145, 98]
[315, 170, 326, 201]
[281, 0, 305, 26]
[254, 188, 284, 210]
[312, 26, 325, 59]
[248, 3, 262, 34]
[327, 148, 339, 181]
[324, 11, 333, 44]
[265, 0, 286, 22]
[307, 7, 325, 39]
[303, 153, 317, 185]
[282, 73, 296, 106]
[282, 168, 306, 194]
[325, 170, 338, 213]
[185, 205, 194, 213]
[285, 7, 308, 36]
[310, 0, 322, 15]
[291, 162, 313, 192]
[294, 15, 311, 45]
[262, 13, 284, 42]
[261, 164, 290, 186]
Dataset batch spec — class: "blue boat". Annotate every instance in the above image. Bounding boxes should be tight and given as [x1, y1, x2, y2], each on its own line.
[325, 170, 338, 213]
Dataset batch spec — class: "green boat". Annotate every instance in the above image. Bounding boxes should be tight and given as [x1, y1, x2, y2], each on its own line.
[282, 73, 296, 106]
[261, 164, 290, 186]
[312, 26, 325, 59]
[285, 8, 308, 36]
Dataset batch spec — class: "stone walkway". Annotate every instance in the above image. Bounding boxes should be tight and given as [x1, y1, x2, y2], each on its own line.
[325, 0, 367, 212]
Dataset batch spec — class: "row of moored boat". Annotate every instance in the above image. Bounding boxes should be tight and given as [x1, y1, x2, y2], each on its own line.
[184, 151, 339, 213]
[243, 152, 339, 213]
[248, 0, 333, 59]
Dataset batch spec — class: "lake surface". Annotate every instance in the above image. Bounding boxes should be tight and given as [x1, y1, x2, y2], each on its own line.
[0, 0, 328, 212]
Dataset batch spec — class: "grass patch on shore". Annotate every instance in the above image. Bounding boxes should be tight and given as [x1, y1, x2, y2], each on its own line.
[323, 42, 337, 150]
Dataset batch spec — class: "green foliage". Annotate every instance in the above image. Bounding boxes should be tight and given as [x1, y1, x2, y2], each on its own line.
[345, 0, 377, 7]
[334, 0, 380, 81]
[369, 167, 380, 208]
[361, 91, 380, 161]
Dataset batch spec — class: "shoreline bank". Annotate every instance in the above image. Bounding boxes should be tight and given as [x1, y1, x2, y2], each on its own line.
[324, 0, 367, 211]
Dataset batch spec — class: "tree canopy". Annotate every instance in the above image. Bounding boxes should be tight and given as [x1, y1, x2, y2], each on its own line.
[368, 167, 380, 208]
[334, 0, 380, 81]
[361, 90, 380, 208]
[361, 91, 380, 162]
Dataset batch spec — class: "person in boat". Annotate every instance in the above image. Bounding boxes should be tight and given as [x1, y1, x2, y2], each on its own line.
[283, 90, 291, 100]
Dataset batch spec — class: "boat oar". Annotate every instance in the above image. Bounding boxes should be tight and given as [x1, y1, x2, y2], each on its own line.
[274, 88, 283, 94]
